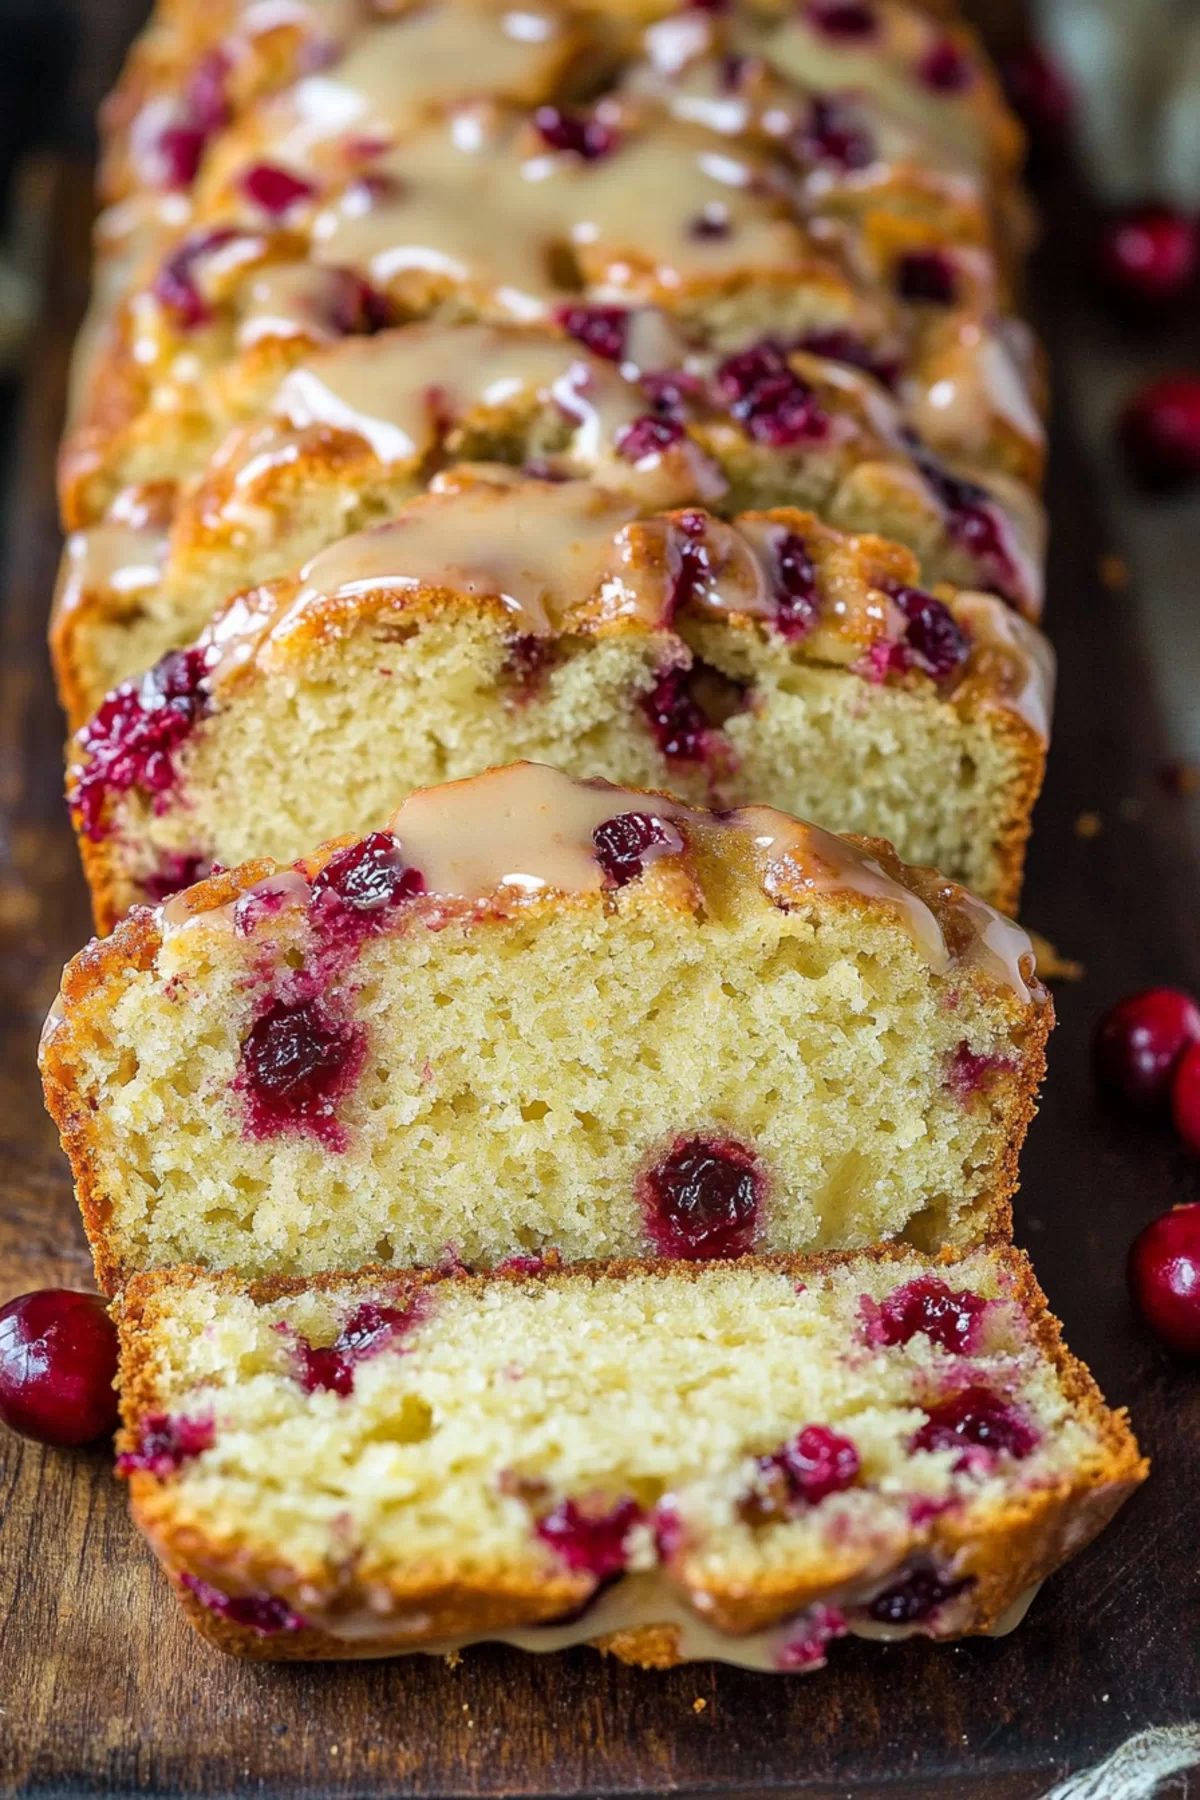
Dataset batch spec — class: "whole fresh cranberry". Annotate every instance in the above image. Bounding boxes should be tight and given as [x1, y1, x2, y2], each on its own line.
[1172, 1042, 1200, 1154]
[1099, 207, 1198, 306]
[0, 1290, 120, 1447]
[1094, 987, 1200, 1112]
[1128, 1203, 1200, 1355]
[1121, 376, 1200, 487]
[640, 1133, 762, 1258]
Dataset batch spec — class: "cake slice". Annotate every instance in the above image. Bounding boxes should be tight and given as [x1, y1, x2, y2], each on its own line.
[66, 475, 1052, 927]
[51, 322, 1043, 730]
[42, 761, 1051, 1290]
[113, 1246, 1145, 1667]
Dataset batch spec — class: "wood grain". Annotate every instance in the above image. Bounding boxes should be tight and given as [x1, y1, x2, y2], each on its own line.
[1, 148, 1198, 1800]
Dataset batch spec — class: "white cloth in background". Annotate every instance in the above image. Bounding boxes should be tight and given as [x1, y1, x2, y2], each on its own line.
[1040, 1724, 1200, 1800]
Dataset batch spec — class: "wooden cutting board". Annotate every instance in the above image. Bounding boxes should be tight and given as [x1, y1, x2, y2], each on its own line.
[1, 158, 1198, 1800]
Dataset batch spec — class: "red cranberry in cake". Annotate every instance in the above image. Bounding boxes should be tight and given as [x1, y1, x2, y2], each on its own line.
[0, 1289, 119, 1448]
[555, 304, 627, 362]
[239, 163, 317, 218]
[72, 647, 215, 840]
[311, 832, 424, 919]
[796, 328, 899, 389]
[1002, 44, 1072, 143]
[1128, 1203, 1200, 1356]
[326, 268, 395, 336]
[862, 1275, 987, 1354]
[896, 250, 958, 307]
[152, 228, 246, 330]
[770, 531, 819, 639]
[117, 1411, 214, 1476]
[592, 812, 683, 887]
[885, 584, 969, 683]
[774, 1603, 848, 1671]
[1099, 207, 1197, 306]
[156, 126, 208, 190]
[911, 1387, 1037, 1463]
[1094, 987, 1200, 1112]
[615, 414, 686, 462]
[238, 998, 365, 1146]
[641, 661, 744, 765]
[182, 1573, 307, 1634]
[917, 37, 973, 93]
[806, 1, 878, 41]
[715, 343, 829, 447]
[535, 1496, 644, 1579]
[865, 1563, 971, 1626]
[688, 204, 731, 240]
[292, 1299, 425, 1396]
[766, 1424, 861, 1506]
[640, 1134, 762, 1258]
[1172, 1043, 1200, 1154]
[501, 633, 558, 700]
[185, 48, 230, 138]
[534, 106, 617, 161]
[1121, 376, 1200, 487]
[946, 1041, 1014, 1100]
[797, 97, 875, 171]
[642, 371, 702, 419]
[141, 852, 213, 904]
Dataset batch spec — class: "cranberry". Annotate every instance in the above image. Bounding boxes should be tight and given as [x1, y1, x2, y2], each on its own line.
[182, 1572, 307, 1634]
[774, 1603, 848, 1670]
[641, 668, 709, 762]
[911, 1386, 1037, 1462]
[72, 647, 215, 840]
[861, 1275, 987, 1354]
[767, 1424, 861, 1504]
[1001, 44, 1073, 144]
[533, 106, 617, 160]
[897, 250, 957, 306]
[116, 1411, 214, 1476]
[152, 227, 244, 330]
[806, 1, 878, 40]
[536, 1496, 644, 1579]
[918, 37, 973, 93]
[239, 162, 317, 218]
[156, 126, 208, 190]
[688, 205, 731, 240]
[1121, 376, 1200, 487]
[715, 342, 828, 447]
[312, 832, 423, 916]
[293, 1299, 425, 1396]
[502, 633, 557, 697]
[797, 97, 875, 171]
[555, 304, 627, 362]
[0, 1290, 119, 1447]
[908, 452, 1020, 601]
[1128, 1203, 1200, 1356]
[866, 1563, 971, 1625]
[326, 268, 395, 335]
[238, 998, 365, 1144]
[642, 371, 702, 420]
[1094, 987, 1200, 1112]
[592, 812, 681, 887]
[640, 1133, 762, 1259]
[615, 414, 685, 462]
[141, 852, 213, 904]
[771, 531, 819, 639]
[1098, 206, 1198, 306]
[886, 583, 969, 682]
[946, 1041, 1014, 1099]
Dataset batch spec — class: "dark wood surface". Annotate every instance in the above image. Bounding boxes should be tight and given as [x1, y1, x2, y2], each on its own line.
[2, 152, 1199, 1799]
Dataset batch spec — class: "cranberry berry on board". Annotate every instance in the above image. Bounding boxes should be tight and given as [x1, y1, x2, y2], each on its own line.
[1128, 1204, 1200, 1356]
[1098, 207, 1198, 306]
[0, 1289, 120, 1447]
[1120, 376, 1200, 487]
[1171, 1042, 1200, 1155]
[1093, 987, 1200, 1112]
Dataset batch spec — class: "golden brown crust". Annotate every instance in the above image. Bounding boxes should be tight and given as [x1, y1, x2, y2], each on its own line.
[113, 1245, 1146, 1665]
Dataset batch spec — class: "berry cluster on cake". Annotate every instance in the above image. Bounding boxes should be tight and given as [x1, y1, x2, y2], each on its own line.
[35, 0, 1146, 1672]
